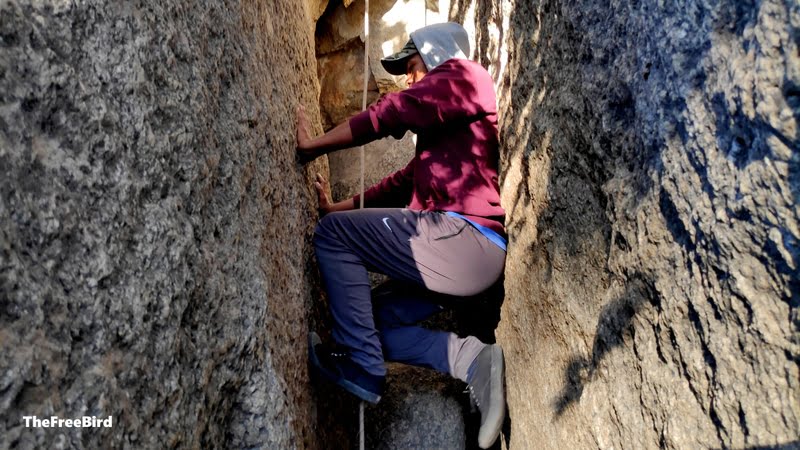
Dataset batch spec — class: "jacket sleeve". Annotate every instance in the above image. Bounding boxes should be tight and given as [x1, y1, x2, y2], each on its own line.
[348, 92, 433, 145]
[347, 61, 491, 145]
[352, 158, 415, 208]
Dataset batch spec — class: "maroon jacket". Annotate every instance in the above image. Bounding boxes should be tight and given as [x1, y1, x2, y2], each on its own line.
[348, 58, 506, 235]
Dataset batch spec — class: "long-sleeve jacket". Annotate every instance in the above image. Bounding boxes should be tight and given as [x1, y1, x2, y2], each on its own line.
[348, 58, 506, 235]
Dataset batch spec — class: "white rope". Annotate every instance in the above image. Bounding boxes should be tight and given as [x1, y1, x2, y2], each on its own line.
[358, 0, 369, 445]
[358, 0, 369, 209]
[359, 401, 365, 450]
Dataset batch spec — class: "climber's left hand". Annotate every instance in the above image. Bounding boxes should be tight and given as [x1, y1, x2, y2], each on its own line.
[296, 105, 316, 162]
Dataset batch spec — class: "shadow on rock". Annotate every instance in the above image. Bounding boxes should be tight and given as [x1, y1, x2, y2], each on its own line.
[553, 275, 658, 416]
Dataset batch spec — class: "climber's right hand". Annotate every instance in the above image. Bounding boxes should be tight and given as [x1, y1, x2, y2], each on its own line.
[314, 173, 333, 215]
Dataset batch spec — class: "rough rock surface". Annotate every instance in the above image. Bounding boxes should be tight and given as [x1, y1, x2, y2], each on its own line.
[306, 0, 331, 24]
[494, 0, 799, 448]
[0, 1, 329, 448]
[365, 364, 467, 450]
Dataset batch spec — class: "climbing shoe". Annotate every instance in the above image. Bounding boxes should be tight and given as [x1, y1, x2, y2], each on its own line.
[466, 344, 505, 449]
[308, 332, 385, 404]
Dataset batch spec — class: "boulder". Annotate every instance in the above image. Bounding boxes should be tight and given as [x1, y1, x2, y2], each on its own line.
[365, 364, 468, 450]
[306, 0, 331, 24]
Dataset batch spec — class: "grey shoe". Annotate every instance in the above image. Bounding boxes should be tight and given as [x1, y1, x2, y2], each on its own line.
[466, 344, 505, 449]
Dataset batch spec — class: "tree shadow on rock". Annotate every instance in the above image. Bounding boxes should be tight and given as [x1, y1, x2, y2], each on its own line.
[553, 275, 659, 417]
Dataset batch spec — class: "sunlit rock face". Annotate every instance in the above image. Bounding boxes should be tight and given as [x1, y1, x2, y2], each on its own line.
[0, 1, 328, 448]
[494, 0, 799, 448]
[307, 0, 332, 23]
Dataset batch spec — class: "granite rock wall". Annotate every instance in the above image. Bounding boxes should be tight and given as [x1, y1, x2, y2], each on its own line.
[0, 1, 327, 448]
[495, 0, 799, 448]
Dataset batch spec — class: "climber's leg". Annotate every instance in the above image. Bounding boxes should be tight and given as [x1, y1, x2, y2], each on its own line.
[372, 281, 488, 382]
[313, 208, 505, 378]
[370, 279, 507, 448]
[313, 208, 425, 378]
[377, 326, 484, 382]
[370, 281, 448, 373]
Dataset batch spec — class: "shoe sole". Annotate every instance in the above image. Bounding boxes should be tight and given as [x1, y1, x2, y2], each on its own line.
[478, 344, 505, 449]
[308, 332, 382, 404]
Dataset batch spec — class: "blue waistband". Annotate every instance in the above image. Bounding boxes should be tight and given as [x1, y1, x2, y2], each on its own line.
[445, 211, 507, 252]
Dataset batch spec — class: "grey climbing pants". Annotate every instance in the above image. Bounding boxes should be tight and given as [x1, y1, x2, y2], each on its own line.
[313, 208, 506, 378]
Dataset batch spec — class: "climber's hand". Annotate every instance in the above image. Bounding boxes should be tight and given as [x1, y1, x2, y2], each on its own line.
[296, 105, 316, 163]
[314, 173, 333, 215]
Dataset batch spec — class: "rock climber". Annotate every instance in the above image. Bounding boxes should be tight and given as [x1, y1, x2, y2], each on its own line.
[296, 22, 506, 449]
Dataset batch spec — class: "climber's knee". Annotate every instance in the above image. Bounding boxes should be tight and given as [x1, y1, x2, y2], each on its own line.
[373, 302, 399, 330]
[313, 212, 343, 249]
[377, 327, 401, 361]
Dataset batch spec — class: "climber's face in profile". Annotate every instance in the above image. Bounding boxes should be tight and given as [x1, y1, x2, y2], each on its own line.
[405, 54, 428, 87]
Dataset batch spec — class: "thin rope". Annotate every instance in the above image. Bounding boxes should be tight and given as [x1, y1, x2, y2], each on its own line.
[358, 1, 369, 445]
[358, 0, 369, 209]
[359, 401, 365, 450]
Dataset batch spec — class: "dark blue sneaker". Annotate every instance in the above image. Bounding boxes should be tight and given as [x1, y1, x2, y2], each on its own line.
[308, 332, 385, 404]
